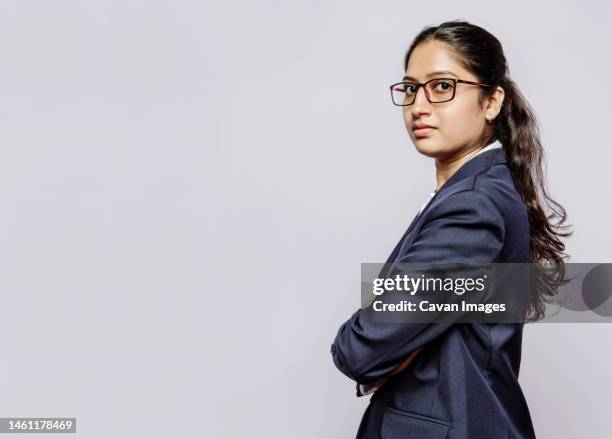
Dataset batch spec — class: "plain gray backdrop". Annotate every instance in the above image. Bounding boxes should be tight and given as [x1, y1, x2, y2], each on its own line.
[0, 1, 609, 438]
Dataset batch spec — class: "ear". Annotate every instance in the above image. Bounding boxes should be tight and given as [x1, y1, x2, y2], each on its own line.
[485, 86, 505, 122]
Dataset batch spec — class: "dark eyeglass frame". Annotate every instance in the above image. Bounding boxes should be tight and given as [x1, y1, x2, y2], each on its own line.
[389, 78, 494, 106]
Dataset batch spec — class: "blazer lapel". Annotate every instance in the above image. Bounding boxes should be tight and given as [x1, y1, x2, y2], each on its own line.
[380, 210, 421, 272]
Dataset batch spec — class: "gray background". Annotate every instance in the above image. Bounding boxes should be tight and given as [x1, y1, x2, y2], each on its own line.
[0, 1, 609, 438]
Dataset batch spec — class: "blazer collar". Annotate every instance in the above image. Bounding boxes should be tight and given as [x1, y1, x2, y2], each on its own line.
[435, 144, 507, 196]
[381, 145, 508, 270]
[416, 145, 507, 224]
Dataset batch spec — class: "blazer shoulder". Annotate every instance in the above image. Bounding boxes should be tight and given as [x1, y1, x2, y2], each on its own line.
[473, 163, 528, 221]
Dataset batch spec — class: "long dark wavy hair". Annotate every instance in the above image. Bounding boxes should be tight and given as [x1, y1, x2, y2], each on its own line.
[403, 20, 573, 322]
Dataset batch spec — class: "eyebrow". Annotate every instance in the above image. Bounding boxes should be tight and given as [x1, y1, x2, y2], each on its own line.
[402, 70, 458, 81]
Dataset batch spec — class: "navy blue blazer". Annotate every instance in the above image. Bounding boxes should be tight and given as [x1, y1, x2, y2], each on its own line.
[331, 146, 536, 439]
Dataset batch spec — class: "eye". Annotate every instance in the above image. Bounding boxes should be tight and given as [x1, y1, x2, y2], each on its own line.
[403, 83, 418, 94]
[432, 79, 454, 91]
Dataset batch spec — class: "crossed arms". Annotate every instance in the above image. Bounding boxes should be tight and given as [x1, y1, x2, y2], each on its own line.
[331, 188, 506, 396]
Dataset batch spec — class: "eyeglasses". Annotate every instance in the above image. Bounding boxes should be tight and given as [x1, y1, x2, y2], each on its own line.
[389, 78, 494, 106]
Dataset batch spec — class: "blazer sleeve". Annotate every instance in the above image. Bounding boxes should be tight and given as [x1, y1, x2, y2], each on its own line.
[331, 188, 506, 387]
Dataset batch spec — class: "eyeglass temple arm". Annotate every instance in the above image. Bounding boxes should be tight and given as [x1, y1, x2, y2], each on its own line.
[456, 79, 493, 88]
[392, 79, 492, 88]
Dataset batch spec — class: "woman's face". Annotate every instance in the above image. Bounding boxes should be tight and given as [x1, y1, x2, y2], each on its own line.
[402, 40, 492, 159]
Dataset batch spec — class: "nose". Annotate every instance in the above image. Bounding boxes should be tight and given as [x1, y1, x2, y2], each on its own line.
[410, 85, 432, 116]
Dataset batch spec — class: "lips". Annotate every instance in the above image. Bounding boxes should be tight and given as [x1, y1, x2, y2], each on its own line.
[412, 124, 436, 137]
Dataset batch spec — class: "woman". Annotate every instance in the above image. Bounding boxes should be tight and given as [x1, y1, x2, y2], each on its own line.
[331, 20, 572, 439]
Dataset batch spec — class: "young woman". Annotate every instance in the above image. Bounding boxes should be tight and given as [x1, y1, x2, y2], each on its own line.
[331, 20, 572, 438]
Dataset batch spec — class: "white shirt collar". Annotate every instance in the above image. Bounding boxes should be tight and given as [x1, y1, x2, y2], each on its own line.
[473, 139, 502, 158]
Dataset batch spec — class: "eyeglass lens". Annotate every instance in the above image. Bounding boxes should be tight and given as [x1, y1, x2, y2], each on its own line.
[391, 79, 456, 105]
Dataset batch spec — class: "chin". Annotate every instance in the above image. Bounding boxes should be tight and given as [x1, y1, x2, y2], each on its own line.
[413, 138, 444, 158]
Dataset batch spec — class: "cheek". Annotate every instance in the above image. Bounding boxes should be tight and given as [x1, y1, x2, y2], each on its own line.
[437, 102, 482, 139]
